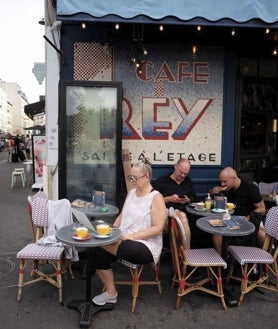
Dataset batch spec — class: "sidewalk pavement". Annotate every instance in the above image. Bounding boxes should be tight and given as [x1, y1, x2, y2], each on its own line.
[0, 151, 277, 329]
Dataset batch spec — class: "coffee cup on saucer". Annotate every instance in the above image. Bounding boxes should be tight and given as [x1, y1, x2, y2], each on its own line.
[96, 224, 112, 236]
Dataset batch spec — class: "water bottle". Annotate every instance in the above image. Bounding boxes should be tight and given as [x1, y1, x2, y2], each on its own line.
[223, 209, 231, 226]
[205, 193, 212, 210]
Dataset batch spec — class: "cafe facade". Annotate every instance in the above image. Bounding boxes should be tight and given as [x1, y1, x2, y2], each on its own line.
[43, 1, 278, 206]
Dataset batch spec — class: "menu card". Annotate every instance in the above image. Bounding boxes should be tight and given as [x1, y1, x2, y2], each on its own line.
[207, 218, 241, 229]
[207, 219, 225, 227]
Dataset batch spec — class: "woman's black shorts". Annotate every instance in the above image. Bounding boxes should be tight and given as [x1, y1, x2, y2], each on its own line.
[92, 240, 154, 270]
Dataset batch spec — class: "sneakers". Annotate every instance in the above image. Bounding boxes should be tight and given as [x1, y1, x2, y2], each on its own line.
[92, 292, 118, 305]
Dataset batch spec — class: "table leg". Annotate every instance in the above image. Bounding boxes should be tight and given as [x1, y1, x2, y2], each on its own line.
[67, 247, 114, 328]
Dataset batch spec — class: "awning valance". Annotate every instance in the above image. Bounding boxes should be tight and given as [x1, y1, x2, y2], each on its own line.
[24, 125, 45, 132]
[24, 100, 45, 120]
[57, 0, 278, 26]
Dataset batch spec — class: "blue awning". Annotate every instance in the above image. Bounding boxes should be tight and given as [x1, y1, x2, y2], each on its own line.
[57, 0, 278, 26]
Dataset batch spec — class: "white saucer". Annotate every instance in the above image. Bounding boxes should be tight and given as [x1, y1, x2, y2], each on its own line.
[72, 233, 92, 241]
[93, 232, 112, 239]
[212, 208, 226, 213]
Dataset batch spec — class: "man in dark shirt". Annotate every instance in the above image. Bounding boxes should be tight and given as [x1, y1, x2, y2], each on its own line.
[210, 167, 266, 255]
[153, 158, 197, 212]
[153, 158, 198, 249]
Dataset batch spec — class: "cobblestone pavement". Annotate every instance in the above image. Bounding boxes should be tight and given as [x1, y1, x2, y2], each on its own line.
[0, 151, 277, 329]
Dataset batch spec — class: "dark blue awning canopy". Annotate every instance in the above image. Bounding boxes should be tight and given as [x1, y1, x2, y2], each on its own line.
[57, 0, 278, 27]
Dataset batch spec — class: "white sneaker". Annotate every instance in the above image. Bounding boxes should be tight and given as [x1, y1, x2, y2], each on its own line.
[92, 292, 118, 305]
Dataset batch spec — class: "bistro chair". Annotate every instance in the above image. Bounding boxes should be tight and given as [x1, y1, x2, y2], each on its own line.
[11, 168, 26, 188]
[16, 192, 75, 304]
[258, 182, 278, 195]
[114, 257, 162, 312]
[168, 208, 227, 310]
[226, 206, 278, 306]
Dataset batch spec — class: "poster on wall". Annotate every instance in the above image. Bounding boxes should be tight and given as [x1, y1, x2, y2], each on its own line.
[32, 135, 46, 184]
[118, 45, 224, 165]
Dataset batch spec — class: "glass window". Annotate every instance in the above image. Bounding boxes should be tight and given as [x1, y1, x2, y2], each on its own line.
[59, 81, 122, 206]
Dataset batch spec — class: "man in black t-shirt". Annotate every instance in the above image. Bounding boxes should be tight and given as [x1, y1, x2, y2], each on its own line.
[153, 158, 198, 249]
[153, 158, 197, 212]
[210, 167, 266, 255]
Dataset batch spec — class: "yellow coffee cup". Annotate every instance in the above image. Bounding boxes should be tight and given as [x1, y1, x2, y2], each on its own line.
[227, 203, 236, 211]
[96, 224, 112, 236]
[76, 227, 88, 238]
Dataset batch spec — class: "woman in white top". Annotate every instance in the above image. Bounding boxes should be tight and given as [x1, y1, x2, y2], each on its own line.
[92, 159, 167, 306]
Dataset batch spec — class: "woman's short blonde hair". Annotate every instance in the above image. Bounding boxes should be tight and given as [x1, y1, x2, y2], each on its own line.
[132, 158, 152, 179]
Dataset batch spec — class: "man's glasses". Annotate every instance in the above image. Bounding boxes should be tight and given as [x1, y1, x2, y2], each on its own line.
[127, 175, 146, 182]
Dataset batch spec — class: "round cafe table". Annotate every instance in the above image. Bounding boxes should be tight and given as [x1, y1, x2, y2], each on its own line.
[72, 203, 119, 220]
[56, 223, 121, 328]
[196, 216, 255, 237]
[186, 204, 234, 217]
[185, 204, 234, 249]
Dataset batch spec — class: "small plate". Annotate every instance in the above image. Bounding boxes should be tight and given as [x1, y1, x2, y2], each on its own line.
[194, 207, 207, 212]
[189, 203, 197, 208]
[211, 208, 226, 213]
[93, 232, 112, 239]
[72, 233, 92, 241]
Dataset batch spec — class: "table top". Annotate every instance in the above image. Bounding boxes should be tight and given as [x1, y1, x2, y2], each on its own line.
[71, 203, 119, 218]
[186, 204, 234, 216]
[56, 223, 122, 248]
[196, 216, 255, 237]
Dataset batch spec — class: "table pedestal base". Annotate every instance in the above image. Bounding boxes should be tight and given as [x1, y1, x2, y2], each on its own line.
[68, 300, 114, 328]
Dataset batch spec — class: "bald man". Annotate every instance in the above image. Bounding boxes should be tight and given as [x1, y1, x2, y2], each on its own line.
[210, 167, 266, 255]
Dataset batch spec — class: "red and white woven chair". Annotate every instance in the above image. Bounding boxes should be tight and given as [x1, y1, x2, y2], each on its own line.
[17, 192, 73, 304]
[227, 206, 278, 306]
[168, 207, 227, 310]
[114, 258, 162, 312]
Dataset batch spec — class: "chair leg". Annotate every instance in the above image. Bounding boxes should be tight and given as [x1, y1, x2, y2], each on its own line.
[56, 260, 63, 304]
[151, 263, 162, 293]
[238, 264, 249, 306]
[216, 266, 227, 310]
[131, 266, 140, 312]
[17, 259, 25, 301]
[21, 173, 25, 188]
